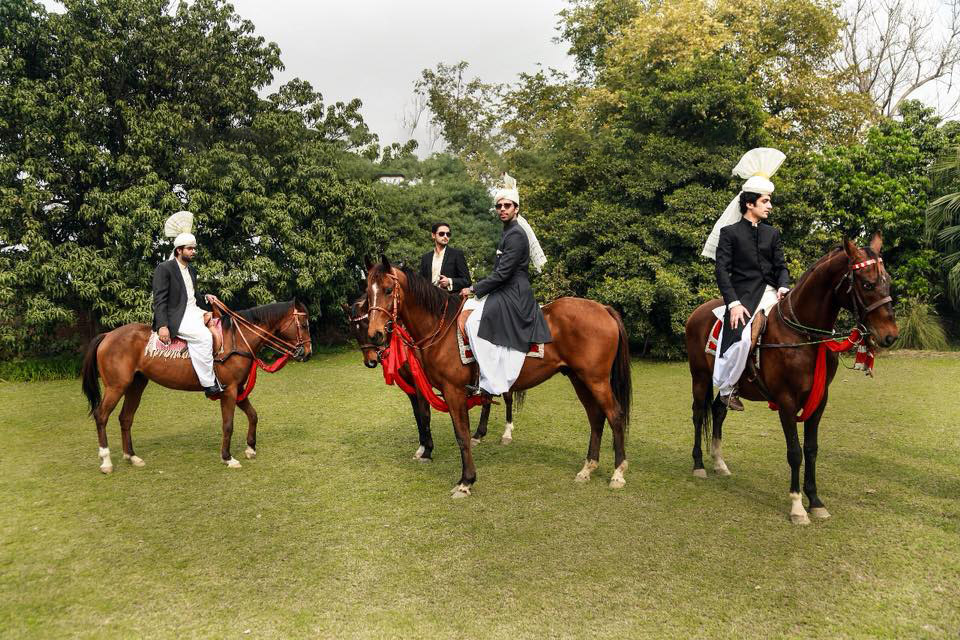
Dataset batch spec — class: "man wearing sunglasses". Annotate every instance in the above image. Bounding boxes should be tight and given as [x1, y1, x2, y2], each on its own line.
[418, 222, 472, 292]
[459, 176, 551, 396]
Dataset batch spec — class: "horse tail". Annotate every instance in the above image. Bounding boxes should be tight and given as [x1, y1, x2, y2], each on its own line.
[81, 333, 106, 416]
[512, 390, 526, 413]
[605, 306, 632, 429]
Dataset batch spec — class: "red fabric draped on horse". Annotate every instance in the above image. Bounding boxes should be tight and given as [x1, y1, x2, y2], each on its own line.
[81, 299, 311, 472]
[364, 256, 632, 497]
[684, 234, 898, 524]
[345, 295, 522, 463]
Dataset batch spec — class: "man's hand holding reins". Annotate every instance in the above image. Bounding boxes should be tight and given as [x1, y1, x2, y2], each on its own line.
[459, 287, 473, 298]
[158, 326, 171, 344]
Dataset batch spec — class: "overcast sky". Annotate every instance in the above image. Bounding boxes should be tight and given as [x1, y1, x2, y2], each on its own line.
[230, 0, 575, 150]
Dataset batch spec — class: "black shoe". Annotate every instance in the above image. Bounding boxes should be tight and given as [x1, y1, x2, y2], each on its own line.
[465, 384, 498, 398]
[723, 393, 744, 411]
[204, 381, 224, 398]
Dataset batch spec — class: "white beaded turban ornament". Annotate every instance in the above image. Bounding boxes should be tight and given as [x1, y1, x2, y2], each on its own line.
[494, 173, 547, 273]
[701, 147, 786, 260]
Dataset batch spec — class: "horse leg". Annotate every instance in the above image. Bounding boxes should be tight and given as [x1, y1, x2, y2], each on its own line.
[691, 377, 711, 478]
[803, 394, 830, 519]
[778, 406, 808, 525]
[237, 398, 258, 459]
[94, 386, 125, 474]
[410, 392, 434, 462]
[219, 389, 241, 468]
[569, 375, 604, 483]
[471, 402, 491, 446]
[704, 393, 731, 478]
[501, 391, 514, 445]
[589, 379, 629, 489]
[119, 374, 147, 467]
[446, 393, 476, 498]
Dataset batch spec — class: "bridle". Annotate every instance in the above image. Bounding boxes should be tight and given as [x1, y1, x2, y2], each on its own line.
[366, 271, 465, 353]
[347, 306, 380, 354]
[212, 299, 311, 361]
[778, 254, 892, 342]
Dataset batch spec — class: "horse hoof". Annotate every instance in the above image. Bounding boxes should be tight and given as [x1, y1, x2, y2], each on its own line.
[608, 478, 626, 489]
[574, 472, 590, 483]
[692, 468, 707, 479]
[810, 507, 831, 519]
[222, 457, 241, 469]
[244, 447, 256, 460]
[99, 464, 113, 474]
[124, 454, 145, 467]
[450, 484, 472, 499]
[470, 437, 482, 446]
[790, 513, 811, 525]
[500, 436, 512, 445]
[714, 464, 731, 476]
[414, 455, 432, 463]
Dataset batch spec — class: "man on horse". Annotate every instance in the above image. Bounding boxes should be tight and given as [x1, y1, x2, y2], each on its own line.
[152, 211, 223, 397]
[419, 221, 472, 292]
[459, 174, 551, 396]
[702, 148, 791, 411]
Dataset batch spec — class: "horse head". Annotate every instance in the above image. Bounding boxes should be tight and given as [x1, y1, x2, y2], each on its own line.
[365, 255, 405, 348]
[842, 233, 898, 348]
[344, 294, 379, 368]
[277, 299, 312, 361]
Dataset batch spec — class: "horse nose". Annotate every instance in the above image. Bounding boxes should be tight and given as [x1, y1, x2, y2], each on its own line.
[364, 359, 378, 369]
[882, 334, 896, 348]
[372, 330, 386, 346]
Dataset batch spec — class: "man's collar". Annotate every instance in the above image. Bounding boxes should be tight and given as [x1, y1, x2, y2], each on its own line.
[434, 245, 446, 255]
[503, 218, 518, 228]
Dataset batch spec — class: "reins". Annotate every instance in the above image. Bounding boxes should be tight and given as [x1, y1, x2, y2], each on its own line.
[211, 299, 310, 362]
[367, 272, 466, 353]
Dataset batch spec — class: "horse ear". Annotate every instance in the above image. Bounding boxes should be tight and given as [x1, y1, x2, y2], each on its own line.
[341, 302, 351, 316]
[363, 255, 374, 270]
[869, 231, 883, 253]
[842, 237, 858, 259]
[380, 254, 391, 270]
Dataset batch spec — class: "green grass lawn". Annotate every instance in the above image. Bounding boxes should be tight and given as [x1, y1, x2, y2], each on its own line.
[1, 350, 958, 638]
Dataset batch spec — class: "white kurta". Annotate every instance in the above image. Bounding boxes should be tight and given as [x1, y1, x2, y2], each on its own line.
[464, 296, 526, 395]
[712, 286, 779, 396]
[176, 261, 216, 387]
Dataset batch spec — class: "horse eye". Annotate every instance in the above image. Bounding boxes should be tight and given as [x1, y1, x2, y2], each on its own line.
[863, 282, 875, 291]
[385, 287, 393, 295]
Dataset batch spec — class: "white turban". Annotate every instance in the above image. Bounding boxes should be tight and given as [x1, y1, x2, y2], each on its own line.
[164, 210, 195, 258]
[701, 148, 785, 260]
[494, 173, 546, 273]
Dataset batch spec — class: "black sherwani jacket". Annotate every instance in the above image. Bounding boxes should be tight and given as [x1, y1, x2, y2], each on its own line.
[715, 218, 790, 355]
[472, 220, 552, 352]
[152, 259, 210, 339]
[418, 246, 472, 291]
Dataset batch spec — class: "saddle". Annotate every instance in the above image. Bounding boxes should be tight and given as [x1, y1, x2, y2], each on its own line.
[456, 305, 545, 365]
[144, 317, 224, 359]
[704, 308, 767, 360]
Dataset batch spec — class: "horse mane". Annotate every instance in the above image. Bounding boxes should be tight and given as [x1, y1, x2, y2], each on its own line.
[370, 263, 460, 322]
[221, 300, 293, 330]
[791, 246, 845, 291]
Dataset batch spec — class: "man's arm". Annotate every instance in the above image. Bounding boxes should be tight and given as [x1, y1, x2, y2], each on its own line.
[152, 263, 170, 329]
[714, 227, 740, 307]
[419, 252, 431, 281]
[472, 231, 526, 298]
[772, 229, 790, 290]
[450, 249, 472, 291]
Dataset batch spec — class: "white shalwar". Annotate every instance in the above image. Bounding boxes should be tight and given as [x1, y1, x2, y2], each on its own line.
[176, 261, 216, 388]
[463, 296, 526, 395]
[712, 285, 779, 396]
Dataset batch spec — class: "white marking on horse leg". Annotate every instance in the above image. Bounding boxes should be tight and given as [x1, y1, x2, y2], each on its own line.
[413, 445, 426, 459]
[450, 483, 472, 499]
[609, 460, 628, 489]
[692, 468, 707, 478]
[712, 438, 731, 476]
[123, 453, 145, 467]
[810, 507, 831, 519]
[470, 437, 482, 446]
[98, 447, 113, 474]
[244, 446, 256, 459]
[575, 459, 599, 482]
[222, 457, 242, 469]
[790, 492, 810, 525]
[500, 421, 514, 445]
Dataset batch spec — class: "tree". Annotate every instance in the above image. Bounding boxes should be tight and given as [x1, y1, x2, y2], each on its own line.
[0, 0, 383, 356]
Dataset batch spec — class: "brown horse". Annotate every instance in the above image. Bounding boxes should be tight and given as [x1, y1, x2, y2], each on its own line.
[684, 234, 898, 524]
[365, 258, 632, 497]
[81, 300, 311, 472]
[345, 295, 522, 462]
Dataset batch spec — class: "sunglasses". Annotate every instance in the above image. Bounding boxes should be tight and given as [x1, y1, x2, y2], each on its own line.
[495, 203, 515, 210]
[436, 231, 451, 237]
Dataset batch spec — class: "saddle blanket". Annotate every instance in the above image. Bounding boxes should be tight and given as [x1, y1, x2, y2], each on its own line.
[457, 328, 544, 365]
[144, 332, 190, 359]
[704, 306, 725, 357]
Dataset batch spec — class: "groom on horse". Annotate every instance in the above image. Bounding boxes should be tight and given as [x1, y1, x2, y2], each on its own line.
[702, 148, 791, 411]
[152, 211, 224, 397]
[459, 174, 552, 396]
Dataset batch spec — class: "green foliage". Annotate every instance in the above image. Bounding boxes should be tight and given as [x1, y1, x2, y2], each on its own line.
[0, 0, 384, 357]
[0, 354, 82, 382]
[891, 298, 949, 351]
